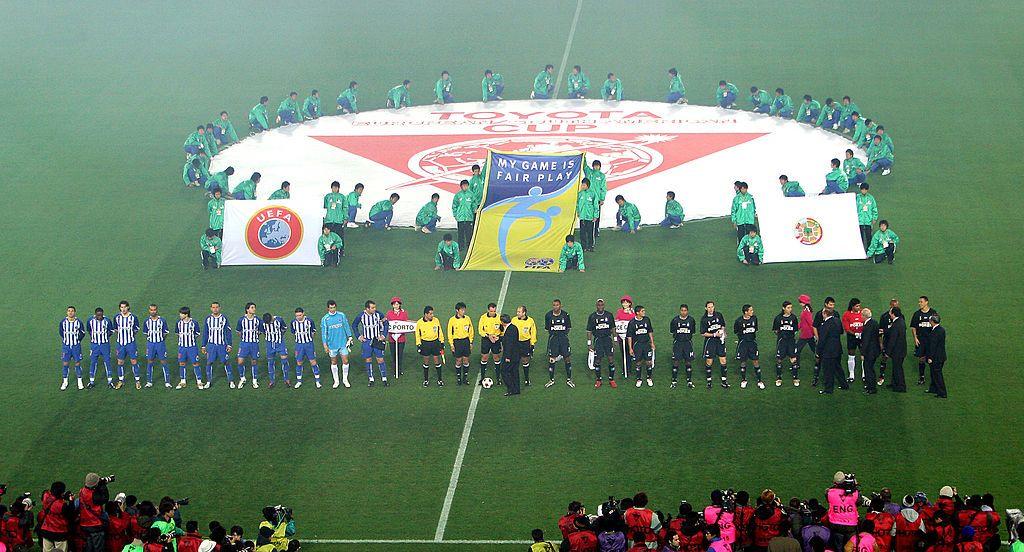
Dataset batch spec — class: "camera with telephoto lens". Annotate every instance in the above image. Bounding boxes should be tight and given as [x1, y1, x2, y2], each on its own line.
[839, 473, 859, 494]
[175, 497, 190, 507]
[274, 505, 293, 519]
[100, 475, 116, 484]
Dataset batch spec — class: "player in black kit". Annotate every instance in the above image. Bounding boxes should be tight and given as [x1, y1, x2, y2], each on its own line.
[587, 299, 617, 388]
[544, 299, 574, 388]
[700, 301, 729, 389]
[733, 304, 764, 389]
[910, 295, 938, 388]
[772, 301, 800, 387]
[626, 305, 655, 387]
[669, 304, 696, 389]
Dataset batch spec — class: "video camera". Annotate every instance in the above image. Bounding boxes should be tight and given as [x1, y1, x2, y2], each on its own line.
[838, 473, 859, 495]
[598, 496, 620, 518]
[722, 489, 737, 512]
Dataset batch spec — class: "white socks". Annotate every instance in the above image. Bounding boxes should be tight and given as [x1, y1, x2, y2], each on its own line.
[330, 364, 339, 384]
[847, 356, 856, 378]
[342, 364, 350, 386]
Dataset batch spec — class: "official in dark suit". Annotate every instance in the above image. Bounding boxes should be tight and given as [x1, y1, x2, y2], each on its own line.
[816, 309, 846, 394]
[860, 308, 881, 393]
[500, 314, 521, 396]
[926, 315, 947, 398]
[883, 307, 908, 392]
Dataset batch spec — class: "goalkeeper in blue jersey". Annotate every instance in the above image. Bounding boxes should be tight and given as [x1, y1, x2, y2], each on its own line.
[321, 300, 353, 389]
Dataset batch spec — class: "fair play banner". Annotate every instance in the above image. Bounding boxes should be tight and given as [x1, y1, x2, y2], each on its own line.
[209, 100, 866, 228]
[222, 201, 324, 266]
[758, 194, 866, 263]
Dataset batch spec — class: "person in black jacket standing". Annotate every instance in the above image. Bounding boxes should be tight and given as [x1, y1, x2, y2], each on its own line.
[926, 315, 947, 398]
[816, 304, 846, 394]
[883, 306, 907, 392]
[500, 314, 521, 396]
[860, 308, 881, 394]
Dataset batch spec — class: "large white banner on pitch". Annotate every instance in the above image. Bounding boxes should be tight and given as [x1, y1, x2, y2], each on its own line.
[758, 195, 865, 263]
[222, 201, 323, 265]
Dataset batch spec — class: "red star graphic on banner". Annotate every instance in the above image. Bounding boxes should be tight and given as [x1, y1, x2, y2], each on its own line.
[311, 133, 766, 194]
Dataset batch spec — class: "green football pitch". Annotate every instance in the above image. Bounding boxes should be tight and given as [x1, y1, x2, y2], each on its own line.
[3, 2, 1023, 550]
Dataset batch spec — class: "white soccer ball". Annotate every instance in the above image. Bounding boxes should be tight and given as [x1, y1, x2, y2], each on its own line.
[481, 377, 494, 389]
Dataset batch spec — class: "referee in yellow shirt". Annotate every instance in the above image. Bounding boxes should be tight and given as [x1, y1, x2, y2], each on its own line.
[511, 305, 537, 386]
[447, 302, 475, 385]
[415, 306, 444, 387]
[478, 302, 503, 385]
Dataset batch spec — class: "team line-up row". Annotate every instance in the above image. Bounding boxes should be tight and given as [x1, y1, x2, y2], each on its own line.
[54, 295, 946, 396]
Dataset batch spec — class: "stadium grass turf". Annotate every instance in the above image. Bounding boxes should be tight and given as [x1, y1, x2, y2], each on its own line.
[2, 1, 1023, 550]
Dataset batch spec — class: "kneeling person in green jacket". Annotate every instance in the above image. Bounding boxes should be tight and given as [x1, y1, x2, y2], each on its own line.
[559, 235, 585, 272]
[866, 219, 899, 264]
[318, 225, 343, 267]
[615, 195, 641, 233]
[435, 234, 461, 270]
[416, 193, 441, 233]
[737, 227, 764, 265]
[201, 228, 222, 269]
[368, 193, 399, 230]
[268, 181, 291, 200]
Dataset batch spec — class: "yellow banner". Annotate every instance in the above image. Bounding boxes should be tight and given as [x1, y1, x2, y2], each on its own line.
[461, 150, 584, 272]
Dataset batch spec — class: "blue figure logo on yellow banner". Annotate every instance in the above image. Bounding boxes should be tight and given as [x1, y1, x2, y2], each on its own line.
[461, 151, 584, 272]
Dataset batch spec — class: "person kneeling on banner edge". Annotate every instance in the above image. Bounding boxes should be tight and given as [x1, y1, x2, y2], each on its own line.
[660, 191, 684, 228]
[780, 175, 805, 197]
[415, 193, 441, 234]
[201, 228, 222, 269]
[367, 194, 398, 230]
[559, 235, 585, 272]
[737, 227, 763, 265]
[615, 195, 640, 233]
[866, 220, 899, 264]
[318, 226, 342, 268]
[435, 234, 461, 270]
[256, 506, 296, 552]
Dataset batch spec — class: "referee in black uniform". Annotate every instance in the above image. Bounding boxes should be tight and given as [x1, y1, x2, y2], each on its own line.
[500, 314, 521, 396]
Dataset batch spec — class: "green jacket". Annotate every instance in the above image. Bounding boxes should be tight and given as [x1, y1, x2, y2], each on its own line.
[436, 240, 461, 268]
[303, 95, 321, 118]
[208, 197, 226, 230]
[435, 78, 453, 103]
[782, 180, 804, 196]
[816, 103, 837, 127]
[665, 199, 684, 218]
[867, 141, 893, 164]
[533, 70, 553, 95]
[200, 234, 222, 263]
[278, 97, 300, 118]
[183, 131, 204, 151]
[249, 103, 269, 128]
[583, 165, 607, 202]
[324, 192, 348, 223]
[568, 71, 590, 95]
[416, 201, 439, 226]
[851, 118, 868, 145]
[866, 228, 899, 256]
[337, 88, 359, 112]
[151, 519, 183, 552]
[347, 191, 362, 210]
[716, 82, 739, 103]
[826, 168, 849, 191]
[234, 179, 256, 200]
[559, 242, 585, 271]
[771, 94, 793, 115]
[618, 201, 640, 224]
[481, 73, 503, 101]
[577, 187, 599, 221]
[731, 192, 756, 225]
[207, 170, 229, 193]
[452, 190, 477, 222]
[269, 189, 290, 200]
[856, 192, 878, 225]
[859, 122, 879, 149]
[601, 79, 622, 100]
[469, 170, 486, 203]
[318, 232, 343, 261]
[839, 101, 859, 121]
[750, 89, 771, 110]
[203, 132, 219, 157]
[387, 85, 409, 108]
[213, 118, 238, 144]
[843, 157, 866, 179]
[369, 199, 393, 217]
[668, 75, 685, 96]
[797, 99, 821, 120]
[878, 133, 894, 153]
[737, 235, 764, 263]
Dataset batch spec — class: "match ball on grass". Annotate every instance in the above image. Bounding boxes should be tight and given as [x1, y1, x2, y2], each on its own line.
[481, 378, 493, 389]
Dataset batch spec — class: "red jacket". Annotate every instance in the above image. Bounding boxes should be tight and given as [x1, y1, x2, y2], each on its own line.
[954, 543, 983, 552]
[734, 506, 755, 548]
[753, 508, 783, 548]
[106, 514, 131, 552]
[145, 542, 165, 552]
[894, 511, 924, 552]
[78, 486, 105, 528]
[178, 532, 204, 552]
[927, 522, 956, 552]
[867, 511, 896, 552]
[676, 529, 707, 552]
[38, 491, 73, 539]
[957, 511, 1000, 545]
[625, 508, 657, 544]
[559, 514, 580, 539]
[567, 531, 599, 552]
[3, 514, 31, 548]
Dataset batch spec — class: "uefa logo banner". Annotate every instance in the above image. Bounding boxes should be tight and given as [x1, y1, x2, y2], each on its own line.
[222, 201, 324, 265]
[209, 100, 867, 229]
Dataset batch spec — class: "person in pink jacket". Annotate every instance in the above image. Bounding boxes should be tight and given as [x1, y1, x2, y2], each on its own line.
[385, 297, 409, 377]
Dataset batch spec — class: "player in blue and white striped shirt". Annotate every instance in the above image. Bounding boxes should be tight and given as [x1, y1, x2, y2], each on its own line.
[291, 307, 320, 388]
[202, 302, 233, 388]
[114, 301, 141, 390]
[236, 302, 264, 389]
[176, 306, 203, 389]
[262, 312, 290, 387]
[352, 300, 390, 386]
[87, 307, 114, 388]
[143, 304, 171, 388]
[59, 306, 86, 390]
